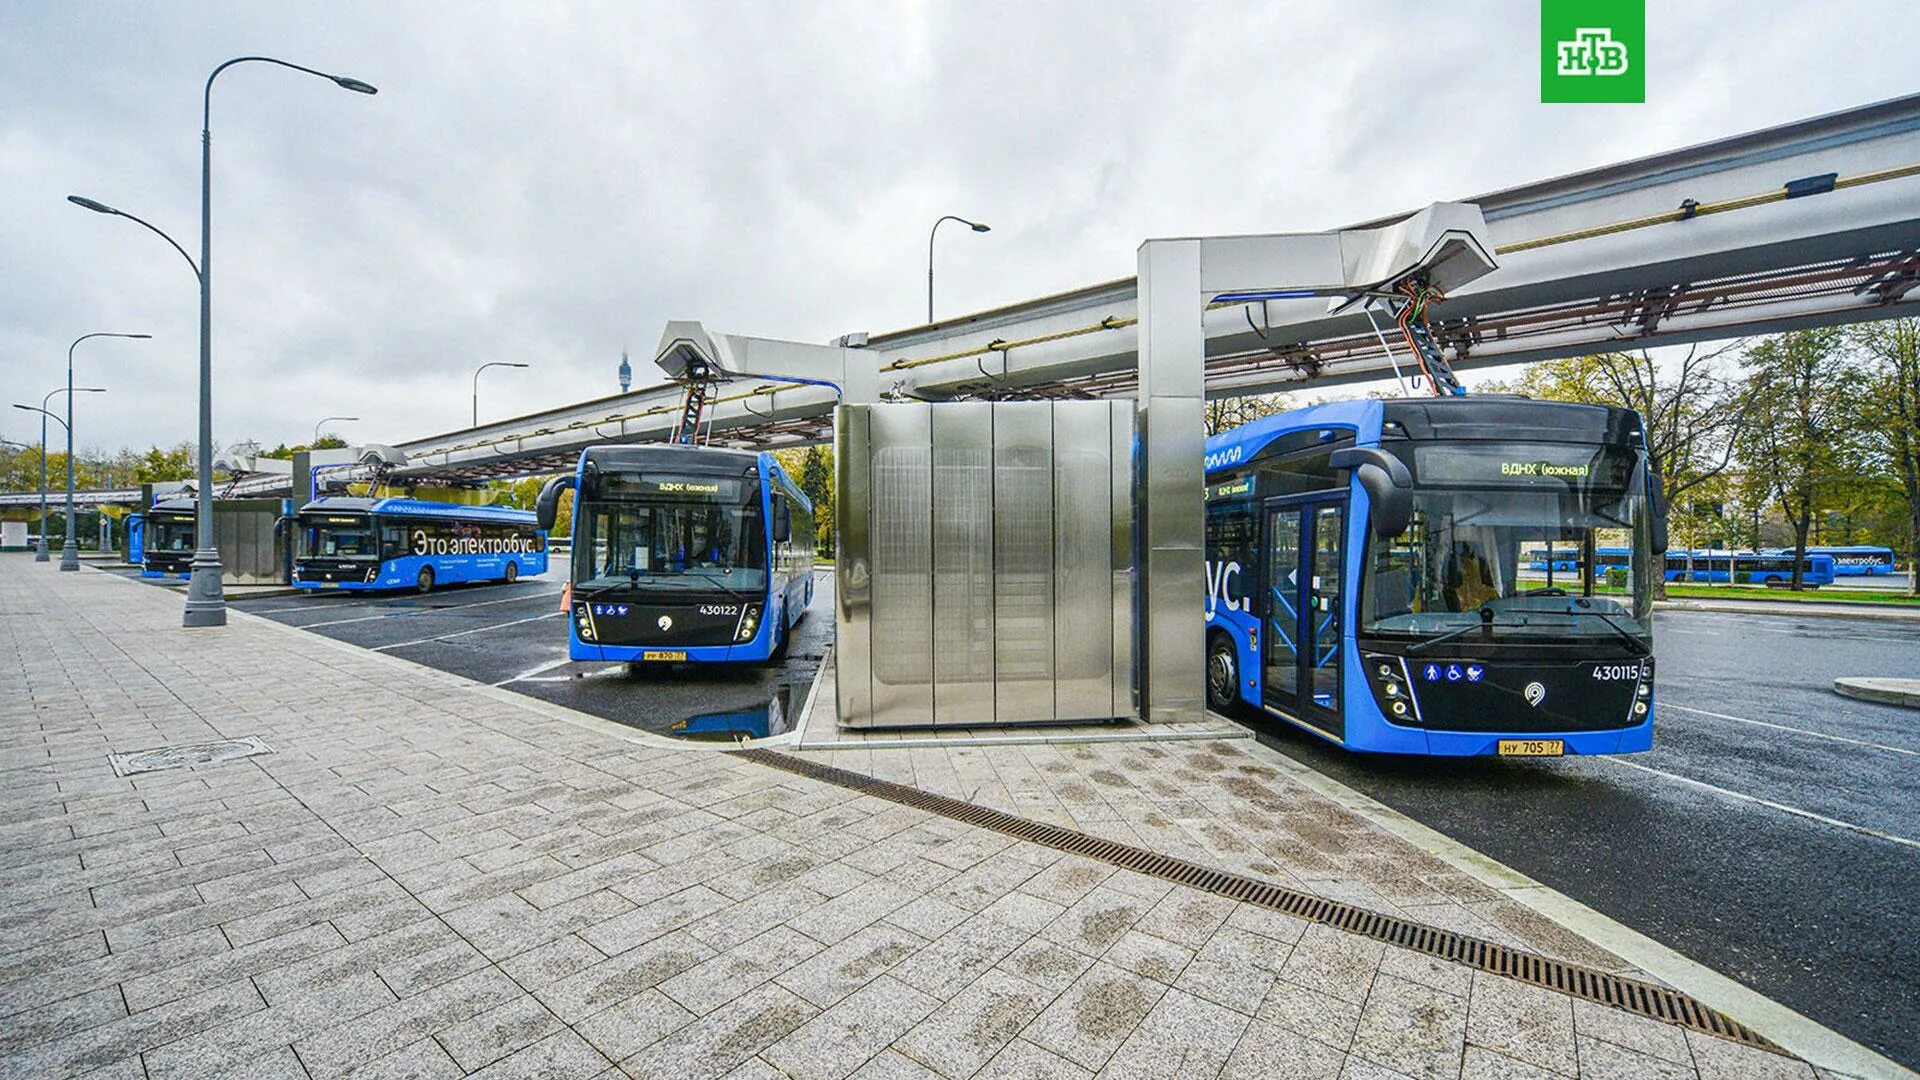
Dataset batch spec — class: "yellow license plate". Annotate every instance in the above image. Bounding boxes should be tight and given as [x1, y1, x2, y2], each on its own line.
[1498, 739, 1565, 757]
[641, 650, 687, 662]
[322, 582, 341, 588]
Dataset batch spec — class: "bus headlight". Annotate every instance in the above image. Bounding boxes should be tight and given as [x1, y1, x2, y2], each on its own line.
[1637, 682, 1651, 698]
[735, 604, 762, 642]
[1384, 682, 1401, 698]
[1633, 701, 1648, 716]
[574, 605, 595, 641]
[1390, 701, 1408, 716]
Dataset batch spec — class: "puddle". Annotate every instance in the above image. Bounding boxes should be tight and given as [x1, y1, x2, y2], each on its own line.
[671, 682, 799, 741]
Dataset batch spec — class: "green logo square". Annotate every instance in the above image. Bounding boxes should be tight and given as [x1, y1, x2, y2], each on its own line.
[1541, 0, 1645, 103]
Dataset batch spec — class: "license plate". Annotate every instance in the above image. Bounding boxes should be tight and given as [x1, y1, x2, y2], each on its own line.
[641, 650, 687, 662]
[322, 582, 341, 588]
[1498, 739, 1565, 757]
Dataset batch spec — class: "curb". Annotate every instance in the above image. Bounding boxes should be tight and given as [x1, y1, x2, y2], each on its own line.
[1834, 677, 1920, 710]
[1657, 599, 1920, 623]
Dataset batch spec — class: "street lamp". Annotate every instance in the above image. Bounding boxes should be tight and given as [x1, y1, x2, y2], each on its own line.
[927, 214, 991, 323]
[60, 333, 148, 571]
[472, 362, 529, 427]
[69, 55, 376, 628]
[313, 416, 358, 445]
[14, 390, 106, 561]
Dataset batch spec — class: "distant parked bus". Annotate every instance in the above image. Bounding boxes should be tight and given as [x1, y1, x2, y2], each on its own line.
[1664, 550, 1835, 585]
[1765, 545, 1895, 576]
[141, 498, 197, 579]
[537, 444, 816, 664]
[291, 496, 548, 593]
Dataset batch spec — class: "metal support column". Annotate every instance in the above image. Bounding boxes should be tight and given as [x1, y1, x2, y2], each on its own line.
[1135, 240, 1208, 722]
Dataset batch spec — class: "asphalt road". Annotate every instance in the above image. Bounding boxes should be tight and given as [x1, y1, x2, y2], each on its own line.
[214, 557, 835, 742]
[1245, 607, 1920, 1068]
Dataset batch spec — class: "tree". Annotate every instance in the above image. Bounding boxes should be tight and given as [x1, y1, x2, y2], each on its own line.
[774, 445, 835, 556]
[1734, 329, 1862, 590]
[1850, 318, 1920, 595]
[1513, 345, 1746, 596]
[1204, 393, 1290, 436]
[135, 443, 195, 484]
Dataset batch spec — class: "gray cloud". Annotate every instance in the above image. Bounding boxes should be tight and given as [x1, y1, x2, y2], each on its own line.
[3, 2, 1914, 456]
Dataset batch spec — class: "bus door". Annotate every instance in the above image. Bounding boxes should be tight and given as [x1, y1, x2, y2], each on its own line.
[1262, 496, 1347, 740]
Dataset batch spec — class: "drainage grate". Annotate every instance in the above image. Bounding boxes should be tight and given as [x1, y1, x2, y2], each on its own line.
[732, 747, 1787, 1056]
[109, 736, 274, 777]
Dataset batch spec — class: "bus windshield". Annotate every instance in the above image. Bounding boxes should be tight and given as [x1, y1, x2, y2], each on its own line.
[574, 475, 766, 592]
[151, 516, 195, 553]
[300, 517, 379, 560]
[1362, 442, 1653, 642]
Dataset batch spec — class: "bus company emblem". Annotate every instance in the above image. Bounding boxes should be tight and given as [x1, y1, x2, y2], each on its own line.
[1524, 682, 1547, 707]
[658, 615, 673, 631]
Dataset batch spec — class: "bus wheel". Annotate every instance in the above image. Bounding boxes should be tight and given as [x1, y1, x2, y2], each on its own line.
[416, 566, 435, 594]
[504, 561, 518, 584]
[1206, 633, 1239, 713]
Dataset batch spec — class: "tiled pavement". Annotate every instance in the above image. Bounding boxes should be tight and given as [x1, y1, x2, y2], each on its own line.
[0, 558, 1825, 1079]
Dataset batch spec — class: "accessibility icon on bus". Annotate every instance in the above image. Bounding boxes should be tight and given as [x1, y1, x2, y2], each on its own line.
[1423, 663, 1441, 682]
[1466, 665, 1484, 682]
[1445, 664, 1464, 682]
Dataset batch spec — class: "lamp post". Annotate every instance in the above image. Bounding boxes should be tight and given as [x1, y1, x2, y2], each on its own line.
[313, 416, 357, 445]
[472, 362, 529, 427]
[927, 214, 991, 323]
[69, 56, 375, 627]
[15, 390, 105, 561]
[60, 333, 148, 570]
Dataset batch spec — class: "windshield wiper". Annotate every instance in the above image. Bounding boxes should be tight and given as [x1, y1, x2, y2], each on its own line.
[1564, 608, 1648, 649]
[678, 568, 750, 604]
[1404, 608, 1494, 655]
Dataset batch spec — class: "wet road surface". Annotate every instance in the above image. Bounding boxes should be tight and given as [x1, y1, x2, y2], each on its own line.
[1246, 607, 1920, 1068]
[216, 558, 834, 742]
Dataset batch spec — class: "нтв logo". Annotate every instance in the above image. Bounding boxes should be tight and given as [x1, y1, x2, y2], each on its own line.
[1540, 0, 1644, 104]
[1556, 28, 1628, 77]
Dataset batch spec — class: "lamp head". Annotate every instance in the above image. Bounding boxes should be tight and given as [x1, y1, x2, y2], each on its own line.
[67, 195, 118, 215]
[970, 222, 991, 233]
[80, 387, 108, 393]
[127, 334, 153, 340]
[334, 76, 378, 95]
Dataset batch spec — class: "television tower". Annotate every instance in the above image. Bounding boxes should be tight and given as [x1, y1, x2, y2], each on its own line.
[618, 349, 632, 392]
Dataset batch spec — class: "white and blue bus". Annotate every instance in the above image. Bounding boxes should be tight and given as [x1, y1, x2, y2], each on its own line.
[1765, 545, 1895, 577]
[292, 496, 548, 592]
[537, 444, 816, 664]
[1204, 396, 1666, 757]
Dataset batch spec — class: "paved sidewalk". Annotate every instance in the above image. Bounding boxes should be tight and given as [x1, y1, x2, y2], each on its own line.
[1, 557, 1829, 1079]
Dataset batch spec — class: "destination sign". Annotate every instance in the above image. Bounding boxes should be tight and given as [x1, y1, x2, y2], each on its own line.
[601, 473, 746, 501]
[1413, 442, 1633, 490]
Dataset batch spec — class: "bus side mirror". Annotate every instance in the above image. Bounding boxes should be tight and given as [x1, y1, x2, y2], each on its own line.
[771, 496, 791, 543]
[1648, 469, 1670, 555]
[1330, 447, 1413, 538]
[535, 475, 574, 532]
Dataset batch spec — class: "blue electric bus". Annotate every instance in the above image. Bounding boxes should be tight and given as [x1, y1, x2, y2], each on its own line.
[537, 444, 816, 663]
[1558, 548, 1836, 585]
[141, 498, 197, 579]
[1204, 396, 1665, 757]
[291, 496, 548, 592]
[1664, 550, 1835, 585]
[1765, 545, 1894, 577]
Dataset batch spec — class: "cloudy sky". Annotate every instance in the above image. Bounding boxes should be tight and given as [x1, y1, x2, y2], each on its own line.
[3, 3, 1916, 458]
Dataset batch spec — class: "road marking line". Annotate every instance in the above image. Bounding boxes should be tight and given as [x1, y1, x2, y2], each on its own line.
[247, 585, 558, 618]
[302, 590, 562, 629]
[1239, 726, 1918, 1079]
[372, 610, 565, 651]
[1662, 702, 1920, 758]
[1600, 757, 1920, 850]
[490, 656, 574, 686]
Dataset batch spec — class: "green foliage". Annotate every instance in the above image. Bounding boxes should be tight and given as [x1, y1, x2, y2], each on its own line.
[135, 443, 195, 483]
[774, 445, 835, 555]
[1604, 566, 1629, 590]
[492, 475, 572, 536]
[1735, 329, 1863, 588]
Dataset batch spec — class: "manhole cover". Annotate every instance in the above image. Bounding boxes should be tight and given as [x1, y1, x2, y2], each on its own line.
[109, 736, 274, 777]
